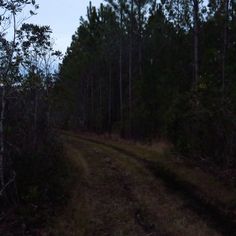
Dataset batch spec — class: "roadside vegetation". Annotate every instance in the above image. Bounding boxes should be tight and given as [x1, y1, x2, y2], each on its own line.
[0, 1, 70, 234]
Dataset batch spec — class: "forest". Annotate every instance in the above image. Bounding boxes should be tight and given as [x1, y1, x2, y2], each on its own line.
[58, 0, 236, 167]
[1, 0, 236, 235]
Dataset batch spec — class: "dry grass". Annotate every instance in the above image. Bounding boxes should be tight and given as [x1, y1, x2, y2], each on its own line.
[48, 141, 90, 236]
[87, 143, 221, 236]
[69, 131, 236, 213]
[50, 132, 228, 236]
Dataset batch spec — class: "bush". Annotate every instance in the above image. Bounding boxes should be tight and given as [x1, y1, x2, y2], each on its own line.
[165, 90, 236, 167]
[11, 131, 72, 228]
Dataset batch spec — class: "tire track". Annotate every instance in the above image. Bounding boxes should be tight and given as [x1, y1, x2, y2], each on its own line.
[64, 138, 162, 236]
[75, 135, 236, 236]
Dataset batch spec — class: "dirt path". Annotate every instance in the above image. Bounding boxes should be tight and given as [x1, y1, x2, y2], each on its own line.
[50, 133, 224, 236]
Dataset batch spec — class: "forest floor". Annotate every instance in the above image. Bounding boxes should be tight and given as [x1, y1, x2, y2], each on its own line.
[49, 131, 236, 236]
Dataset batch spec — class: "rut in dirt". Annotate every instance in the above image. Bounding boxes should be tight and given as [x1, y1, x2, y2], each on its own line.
[54, 133, 233, 236]
[76, 136, 236, 236]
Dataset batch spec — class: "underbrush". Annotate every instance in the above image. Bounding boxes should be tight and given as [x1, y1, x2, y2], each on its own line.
[1, 131, 74, 235]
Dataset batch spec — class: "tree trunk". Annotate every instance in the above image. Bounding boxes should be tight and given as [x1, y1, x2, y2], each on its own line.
[193, 0, 199, 86]
[128, 0, 134, 137]
[99, 76, 102, 132]
[0, 86, 6, 190]
[222, 0, 229, 97]
[46, 84, 50, 129]
[108, 63, 112, 135]
[119, 6, 124, 134]
[33, 87, 38, 148]
[138, 1, 142, 80]
[91, 75, 94, 130]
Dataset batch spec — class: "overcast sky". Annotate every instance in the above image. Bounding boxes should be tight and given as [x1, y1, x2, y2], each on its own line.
[29, 0, 103, 54]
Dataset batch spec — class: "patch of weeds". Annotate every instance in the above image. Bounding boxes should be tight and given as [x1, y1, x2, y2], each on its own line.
[13, 133, 74, 233]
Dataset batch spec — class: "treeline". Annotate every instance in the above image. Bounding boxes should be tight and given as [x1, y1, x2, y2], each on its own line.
[56, 0, 236, 167]
[0, 1, 68, 230]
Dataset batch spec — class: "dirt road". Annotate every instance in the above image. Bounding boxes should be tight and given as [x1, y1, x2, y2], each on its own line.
[50, 133, 234, 236]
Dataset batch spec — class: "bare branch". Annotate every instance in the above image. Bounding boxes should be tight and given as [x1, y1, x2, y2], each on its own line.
[0, 171, 16, 196]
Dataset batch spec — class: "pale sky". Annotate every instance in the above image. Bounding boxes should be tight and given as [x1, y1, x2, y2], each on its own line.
[28, 0, 103, 54]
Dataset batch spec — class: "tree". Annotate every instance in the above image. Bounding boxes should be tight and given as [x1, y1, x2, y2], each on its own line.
[0, 0, 38, 198]
[193, 0, 199, 85]
[17, 23, 61, 135]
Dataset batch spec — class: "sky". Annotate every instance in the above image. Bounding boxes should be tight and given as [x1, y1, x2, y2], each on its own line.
[28, 0, 103, 54]
[25, 0, 208, 55]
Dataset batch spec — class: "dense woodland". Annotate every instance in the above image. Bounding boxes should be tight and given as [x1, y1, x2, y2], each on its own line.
[0, 0, 236, 234]
[0, 0, 69, 229]
[57, 0, 236, 167]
